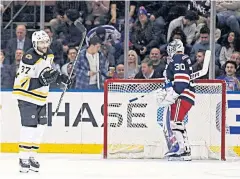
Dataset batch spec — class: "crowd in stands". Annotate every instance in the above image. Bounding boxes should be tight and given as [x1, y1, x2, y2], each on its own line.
[1, 0, 240, 91]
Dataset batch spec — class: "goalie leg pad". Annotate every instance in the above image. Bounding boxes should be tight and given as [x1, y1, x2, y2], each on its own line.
[169, 121, 192, 161]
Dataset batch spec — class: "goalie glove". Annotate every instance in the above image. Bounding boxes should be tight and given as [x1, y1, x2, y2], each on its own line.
[56, 74, 72, 87]
[156, 87, 179, 107]
[39, 68, 60, 86]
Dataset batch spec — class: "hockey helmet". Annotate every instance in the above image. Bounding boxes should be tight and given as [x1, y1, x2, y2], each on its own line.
[167, 39, 185, 58]
[32, 30, 51, 55]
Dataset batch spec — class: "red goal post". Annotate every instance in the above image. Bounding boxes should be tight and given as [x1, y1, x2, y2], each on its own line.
[104, 79, 226, 160]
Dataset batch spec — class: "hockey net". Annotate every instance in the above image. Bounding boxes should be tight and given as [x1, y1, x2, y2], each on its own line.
[103, 79, 233, 160]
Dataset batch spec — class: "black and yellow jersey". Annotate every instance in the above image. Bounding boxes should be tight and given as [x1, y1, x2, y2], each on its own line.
[12, 48, 54, 106]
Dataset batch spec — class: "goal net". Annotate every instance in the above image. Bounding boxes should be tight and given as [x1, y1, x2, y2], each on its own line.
[103, 79, 231, 160]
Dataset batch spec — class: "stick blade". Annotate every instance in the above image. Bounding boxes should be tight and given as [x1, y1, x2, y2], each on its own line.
[201, 50, 211, 75]
[190, 50, 211, 80]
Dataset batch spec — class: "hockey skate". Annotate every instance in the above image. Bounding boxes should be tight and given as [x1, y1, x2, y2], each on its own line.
[165, 143, 184, 161]
[166, 139, 192, 161]
[19, 159, 30, 173]
[29, 157, 40, 172]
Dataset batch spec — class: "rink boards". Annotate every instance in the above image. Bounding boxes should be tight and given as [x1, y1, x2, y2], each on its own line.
[0, 90, 240, 155]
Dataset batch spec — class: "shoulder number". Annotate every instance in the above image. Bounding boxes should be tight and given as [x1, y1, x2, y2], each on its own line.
[174, 63, 185, 71]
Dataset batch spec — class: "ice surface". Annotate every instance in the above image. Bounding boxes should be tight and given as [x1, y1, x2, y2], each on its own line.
[0, 154, 240, 179]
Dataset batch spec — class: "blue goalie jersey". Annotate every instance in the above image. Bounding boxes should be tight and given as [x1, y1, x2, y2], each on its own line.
[165, 54, 195, 105]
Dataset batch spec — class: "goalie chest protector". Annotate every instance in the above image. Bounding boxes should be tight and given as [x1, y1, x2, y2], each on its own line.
[165, 54, 195, 105]
[12, 48, 54, 106]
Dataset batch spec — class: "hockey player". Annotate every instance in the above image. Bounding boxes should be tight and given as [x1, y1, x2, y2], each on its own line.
[12, 30, 71, 172]
[156, 39, 195, 161]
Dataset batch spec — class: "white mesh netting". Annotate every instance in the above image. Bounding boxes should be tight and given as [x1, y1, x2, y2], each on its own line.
[104, 80, 238, 160]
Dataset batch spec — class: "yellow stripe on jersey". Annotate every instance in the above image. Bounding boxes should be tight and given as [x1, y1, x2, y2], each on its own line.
[31, 90, 48, 96]
[12, 91, 47, 102]
[22, 78, 30, 90]
[19, 77, 31, 90]
[35, 58, 43, 65]
[48, 54, 54, 58]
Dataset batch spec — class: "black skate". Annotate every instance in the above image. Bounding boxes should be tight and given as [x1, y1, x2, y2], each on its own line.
[19, 159, 30, 173]
[29, 157, 40, 172]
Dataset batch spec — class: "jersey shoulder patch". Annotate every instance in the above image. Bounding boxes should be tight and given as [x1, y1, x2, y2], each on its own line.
[22, 48, 39, 65]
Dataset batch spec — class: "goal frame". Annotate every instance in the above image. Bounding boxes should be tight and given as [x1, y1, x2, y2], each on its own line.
[103, 79, 226, 160]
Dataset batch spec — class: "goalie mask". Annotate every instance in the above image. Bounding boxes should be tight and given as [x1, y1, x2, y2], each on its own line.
[167, 39, 185, 58]
[32, 30, 51, 56]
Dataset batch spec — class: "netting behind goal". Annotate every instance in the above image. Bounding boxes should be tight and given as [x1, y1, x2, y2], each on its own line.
[103, 79, 230, 160]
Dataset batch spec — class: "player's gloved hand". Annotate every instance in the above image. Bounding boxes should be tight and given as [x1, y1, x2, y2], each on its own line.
[39, 68, 60, 86]
[158, 87, 179, 107]
[56, 74, 72, 87]
[155, 88, 167, 105]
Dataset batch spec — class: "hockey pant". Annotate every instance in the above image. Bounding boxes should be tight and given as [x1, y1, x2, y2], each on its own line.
[18, 100, 47, 160]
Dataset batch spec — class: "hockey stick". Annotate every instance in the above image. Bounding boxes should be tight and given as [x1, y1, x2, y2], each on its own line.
[53, 23, 87, 118]
[129, 50, 211, 103]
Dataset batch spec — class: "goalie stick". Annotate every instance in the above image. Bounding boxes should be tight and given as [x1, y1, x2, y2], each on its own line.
[53, 22, 87, 118]
[129, 50, 211, 103]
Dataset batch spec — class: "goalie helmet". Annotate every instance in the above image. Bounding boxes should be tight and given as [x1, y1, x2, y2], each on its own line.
[32, 30, 51, 56]
[167, 39, 185, 58]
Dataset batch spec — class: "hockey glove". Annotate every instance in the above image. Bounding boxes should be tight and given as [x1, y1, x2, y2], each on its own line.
[39, 68, 60, 86]
[156, 87, 179, 107]
[56, 74, 72, 87]
[155, 88, 167, 105]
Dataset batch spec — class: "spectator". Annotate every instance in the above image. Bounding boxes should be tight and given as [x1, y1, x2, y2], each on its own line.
[126, 50, 139, 79]
[44, 26, 63, 67]
[0, 50, 14, 88]
[86, 25, 122, 60]
[192, 50, 220, 79]
[85, 1, 110, 30]
[5, 25, 32, 64]
[49, 1, 87, 35]
[217, 61, 240, 91]
[101, 44, 115, 69]
[131, 6, 159, 60]
[65, 62, 76, 89]
[56, 9, 83, 53]
[109, 1, 137, 31]
[148, 48, 166, 78]
[86, 25, 121, 47]
[190, 26, 221, 65]
[113, 64, 124, 79]
[163, 1, 189, 27]
[135, 57, 162, 79]
[134, 1, 167, 34]
[216, 1, 240, 13]
[161, 27, 192, 56]
[219, 31, 240, 68]
[75, 36, 107, 89]
[167, 10, 199, 45]
[61, 47, 77, 76]
[216, 10, 240, 36]
[11, 49, 24, 72]
[8, 49, 24, 88]
[229, 52, 240, 76]
[195, 13, 221, 44]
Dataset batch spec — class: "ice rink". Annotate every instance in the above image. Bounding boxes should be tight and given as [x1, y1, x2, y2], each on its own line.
[0, 154, 240, 179]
